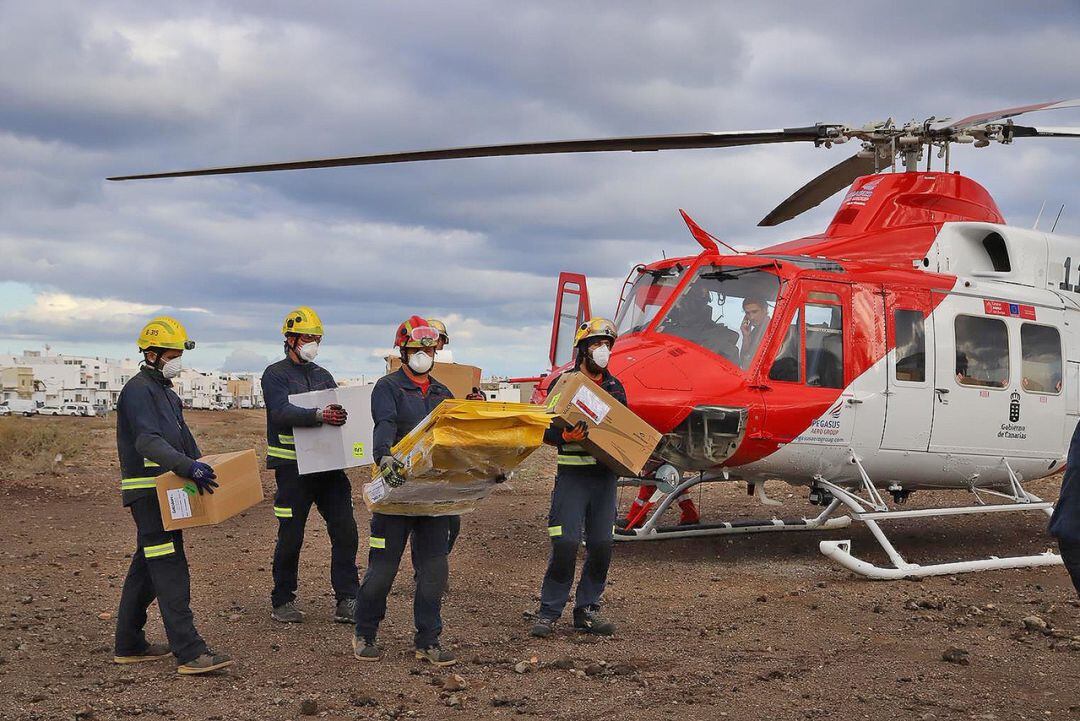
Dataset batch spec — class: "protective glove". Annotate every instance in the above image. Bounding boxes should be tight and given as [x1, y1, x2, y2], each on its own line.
[320, 404, 348, 426]
[561, 420, 589, 443]
[185, 461, 219, 495]
[378, 455, 406, 488]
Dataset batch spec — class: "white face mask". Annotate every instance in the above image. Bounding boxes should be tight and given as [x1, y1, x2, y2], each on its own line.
[161, 357, 183, 379]
[590, 345, 611, 369]
[297, 340, 319, 362]
[408, 351, 434, 374]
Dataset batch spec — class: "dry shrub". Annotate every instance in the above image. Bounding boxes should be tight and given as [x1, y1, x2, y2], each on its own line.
[0, 418, 86, 479]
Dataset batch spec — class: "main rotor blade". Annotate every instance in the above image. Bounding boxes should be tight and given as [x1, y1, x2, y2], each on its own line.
[939, 98, 1080, 131]
[1009, 125, 1080, 139]
[757, 152, 878, 227]
[107, 127, 825, 181]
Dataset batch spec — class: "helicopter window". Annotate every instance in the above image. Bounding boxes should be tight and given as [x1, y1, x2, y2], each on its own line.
[656, 265, 781, 368]
[615, 267, 686, 336]
[894, 310, 926, 383]
[954, 315, 1009, 389]
[804, 303, 844, 388]
[768, 310, 801, 382]
[1020, 324, 1062, 394]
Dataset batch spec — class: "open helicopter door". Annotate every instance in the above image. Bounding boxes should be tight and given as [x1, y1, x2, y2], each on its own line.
[548, 272, 592, 370]
[880, 290, 936, 451]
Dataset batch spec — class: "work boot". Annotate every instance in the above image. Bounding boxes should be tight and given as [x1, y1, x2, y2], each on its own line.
[334, 597, 356, 624]
[352, 636, 382, 662]
[113, 642, 171, 664]
[415, 645, 457, 667]
[177, 651, 234, 675]
[573, 606, 616, 636]
[529, 616, 557, 638]
[271, 600, 305, 623]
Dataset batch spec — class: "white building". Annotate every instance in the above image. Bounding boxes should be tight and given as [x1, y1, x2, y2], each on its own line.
[0, 348, 138, 410]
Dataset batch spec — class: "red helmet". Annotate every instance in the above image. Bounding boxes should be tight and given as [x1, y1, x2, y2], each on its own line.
[394, 315, 440, 349]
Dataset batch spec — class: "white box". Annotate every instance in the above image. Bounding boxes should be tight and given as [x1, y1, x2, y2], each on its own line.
[289, 384, 376, 475]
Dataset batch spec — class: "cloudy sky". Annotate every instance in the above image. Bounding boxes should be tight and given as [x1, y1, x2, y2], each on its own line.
[2, 1, 1079, 378]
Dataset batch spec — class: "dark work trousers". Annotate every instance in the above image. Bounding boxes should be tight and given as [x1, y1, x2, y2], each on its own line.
[354, 512, 451, 649]
[538, 472, 618, 620]
[1061, 541, 1080, 597]
[447, 515, 461, 553]
[271, 465, 360, 608]
[115, 495, 208, 664]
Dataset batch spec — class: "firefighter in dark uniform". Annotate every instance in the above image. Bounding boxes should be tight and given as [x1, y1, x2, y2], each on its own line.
[353, 316, 457, 666]
[530, 318, 625, 638]
[1051, 422, 1080, 596]
[263, 306, 359, 624]
[113, 316, 233, 675]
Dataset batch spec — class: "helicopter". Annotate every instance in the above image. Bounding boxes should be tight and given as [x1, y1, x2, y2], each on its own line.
[110, 98, 1080, 580]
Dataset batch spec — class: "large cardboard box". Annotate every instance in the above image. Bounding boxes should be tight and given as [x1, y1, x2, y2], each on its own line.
[362, 399, 550, 516]
[289, 384, 376, 475]
[545, 373, 662, 477]
[155, 449, 264, 531]
[386, 357, 482, 400]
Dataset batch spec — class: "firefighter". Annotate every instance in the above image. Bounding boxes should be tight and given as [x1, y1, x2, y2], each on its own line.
[113, 316, 233, 675]
[353, 316, 457, 666]
[1051, 422, 1080, 596]
[530, 318, 624, 638]
[263, 306, 359, 624]
[428, 318, 453, 363]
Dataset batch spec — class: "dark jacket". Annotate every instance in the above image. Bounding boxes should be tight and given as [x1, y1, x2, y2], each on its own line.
[543, 368, 627, 479]
[261, 357, 338, 469]
[116, 367, 201, 507]
[371, 369, 453, 460]
[1050, 423, 1080, 545]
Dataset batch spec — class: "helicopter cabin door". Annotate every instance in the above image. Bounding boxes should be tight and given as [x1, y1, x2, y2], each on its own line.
[880, 289, 935, 451]
[547, 272, 592, 370]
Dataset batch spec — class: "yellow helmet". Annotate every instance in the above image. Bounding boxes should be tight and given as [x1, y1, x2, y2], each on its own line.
[574, 317, 617, 347]
[427, 318, 449, 344]
[281, 306, 324, 337]
[137, 316, 195, 352]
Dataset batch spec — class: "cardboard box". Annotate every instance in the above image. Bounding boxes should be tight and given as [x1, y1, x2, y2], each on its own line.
[289, 384, 376, 475]
[545, 373, 662, 477]
[386, 357, 482, 400]
[362, 399, 550, 516]
[155, 449, 264, 530]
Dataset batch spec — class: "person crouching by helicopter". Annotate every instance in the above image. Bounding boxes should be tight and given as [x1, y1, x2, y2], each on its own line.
[530, 318, 626, 638]
[1050, 423, 1080, 597]
[113, 317, 233, 675]
[353, 316, 458, 666]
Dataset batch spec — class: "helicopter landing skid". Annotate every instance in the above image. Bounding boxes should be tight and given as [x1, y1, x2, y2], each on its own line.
[814, 478, 1063, 580]
[614, 475, 851, 541]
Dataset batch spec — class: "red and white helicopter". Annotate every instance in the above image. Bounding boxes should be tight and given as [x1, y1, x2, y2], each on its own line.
[111, 98, 1080, 579]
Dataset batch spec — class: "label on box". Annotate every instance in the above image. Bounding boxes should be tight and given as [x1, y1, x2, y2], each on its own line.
[570, 386, 611, 425]
[367, 477, 389, 504]
[166, 488, 193, 520]
[352, 442, 365, 458]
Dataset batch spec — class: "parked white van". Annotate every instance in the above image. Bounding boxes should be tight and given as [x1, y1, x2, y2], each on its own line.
[2, 399, 39, 416]
[62, 403, 95, 417]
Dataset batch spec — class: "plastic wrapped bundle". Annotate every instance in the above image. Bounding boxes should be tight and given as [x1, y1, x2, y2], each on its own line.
[363, 400, 551, 516]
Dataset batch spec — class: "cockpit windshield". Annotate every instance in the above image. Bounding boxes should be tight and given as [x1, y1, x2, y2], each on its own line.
[615, 265, 686, 336]
[656, 264, 782, 368]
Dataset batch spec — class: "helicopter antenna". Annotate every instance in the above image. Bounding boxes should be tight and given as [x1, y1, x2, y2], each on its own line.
[1051, 204, 1065, 233]
[1033, 200, 1047, 230]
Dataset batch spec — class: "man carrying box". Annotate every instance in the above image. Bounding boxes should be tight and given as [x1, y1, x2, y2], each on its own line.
[353, 315, 457, 666]
[263, 306, 359, 625]
[114, 317, 233, 675]
[530, 318, 624, 639]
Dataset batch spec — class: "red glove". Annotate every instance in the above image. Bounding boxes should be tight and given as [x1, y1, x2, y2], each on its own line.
[321, 404, 348, 426]
[561, 420, 588, 443]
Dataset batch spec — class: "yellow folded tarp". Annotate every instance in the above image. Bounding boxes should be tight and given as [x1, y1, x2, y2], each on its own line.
[363, 400, 551, 516]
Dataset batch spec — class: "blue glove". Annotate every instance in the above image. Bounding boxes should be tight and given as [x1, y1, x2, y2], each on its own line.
[186, 461, 219, 495]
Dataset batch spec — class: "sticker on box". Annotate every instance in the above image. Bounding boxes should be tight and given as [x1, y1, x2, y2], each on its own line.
[352, 442, 365, 458]
[166, 488, 193, 520]
[570, 386, 611, 425]
[367, 477, 389, 504]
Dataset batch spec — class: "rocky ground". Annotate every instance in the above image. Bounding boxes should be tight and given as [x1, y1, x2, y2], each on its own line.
[0, 410, 1077, 720]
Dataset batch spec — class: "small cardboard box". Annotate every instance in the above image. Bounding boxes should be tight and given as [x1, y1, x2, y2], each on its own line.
[155, 449, 264, 530]
[289, 384, 376, 475]
[545, 373, 662, 477]
[386, 357, 482, 400]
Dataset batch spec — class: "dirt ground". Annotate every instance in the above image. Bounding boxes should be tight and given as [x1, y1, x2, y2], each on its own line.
[1, 410, 1078, 721]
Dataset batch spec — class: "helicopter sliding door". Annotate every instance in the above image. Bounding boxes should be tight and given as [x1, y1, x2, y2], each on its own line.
[880, 290, 935, 451]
